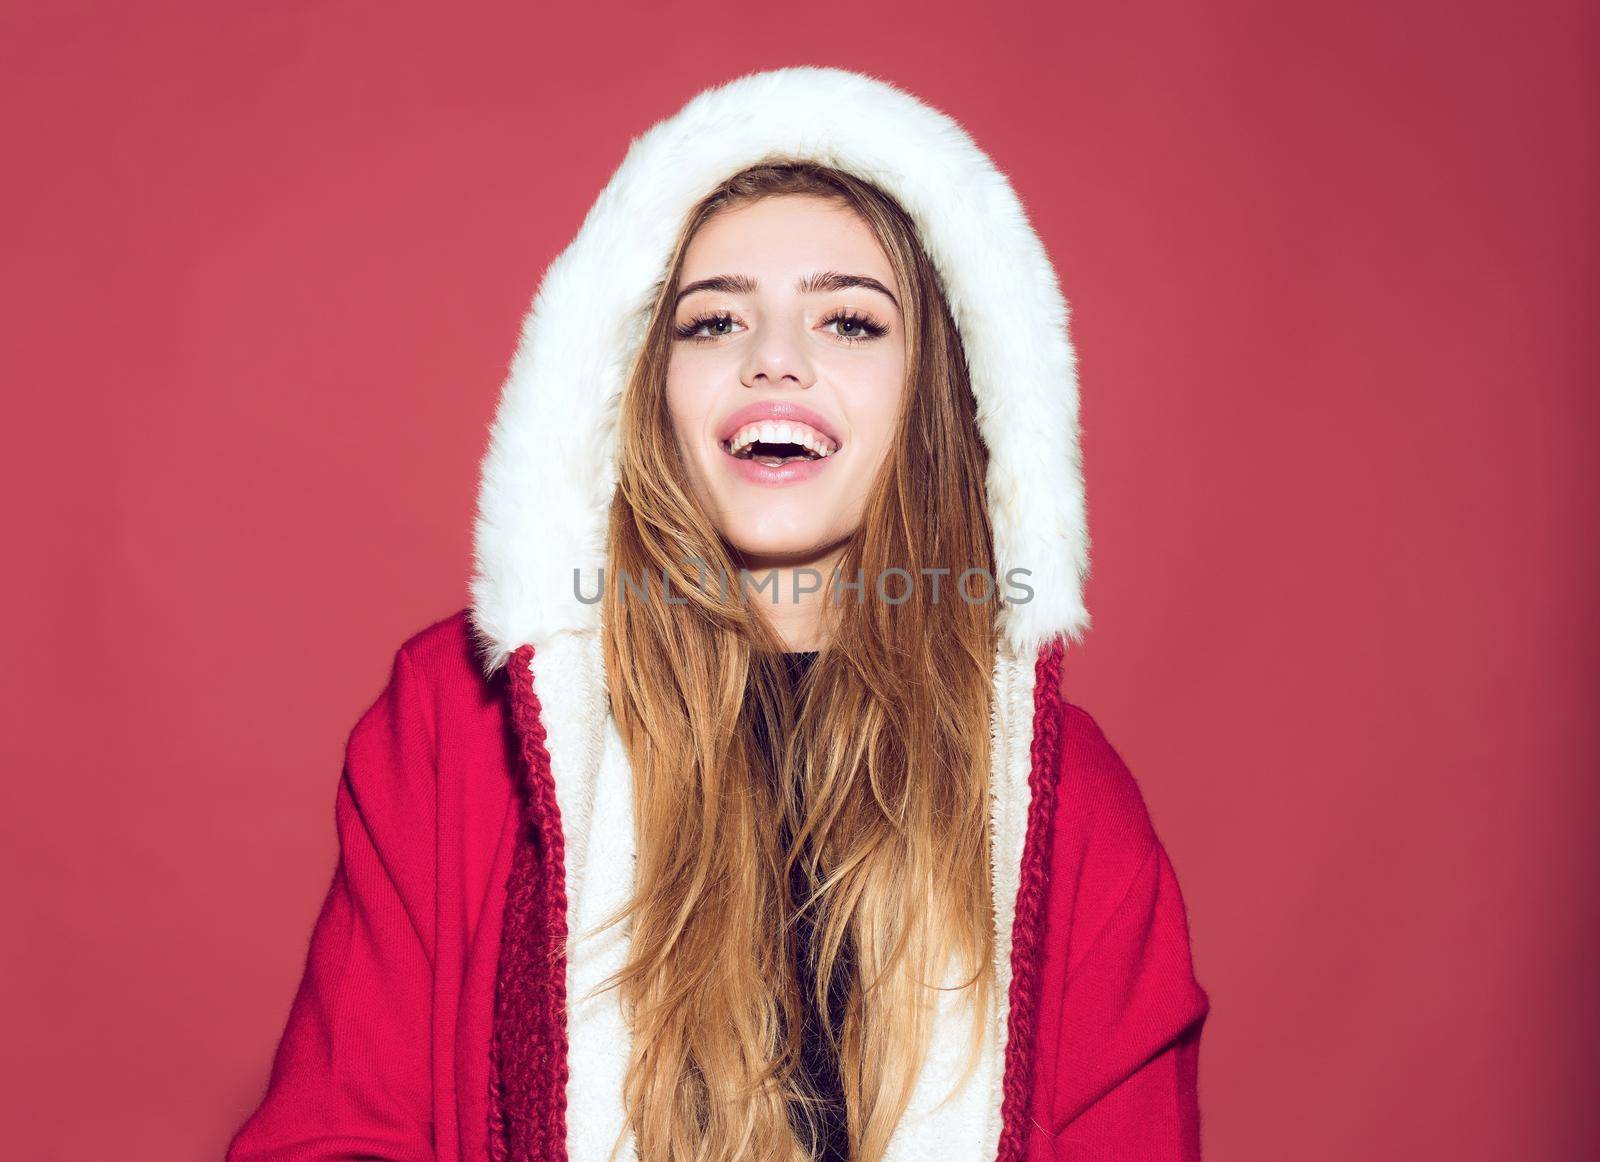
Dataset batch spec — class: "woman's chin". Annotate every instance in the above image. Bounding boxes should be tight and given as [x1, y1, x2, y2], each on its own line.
[723, 532, 841, 574]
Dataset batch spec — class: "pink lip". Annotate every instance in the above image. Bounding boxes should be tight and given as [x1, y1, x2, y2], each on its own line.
[714, 399, 842, 488]
[715, 400, 844, 448]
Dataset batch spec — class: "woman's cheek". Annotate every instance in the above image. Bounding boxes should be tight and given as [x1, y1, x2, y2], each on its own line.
[664, 370, 710, 438]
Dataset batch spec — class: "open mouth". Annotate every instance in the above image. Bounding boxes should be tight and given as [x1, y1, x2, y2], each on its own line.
[719, 422, 840, 468]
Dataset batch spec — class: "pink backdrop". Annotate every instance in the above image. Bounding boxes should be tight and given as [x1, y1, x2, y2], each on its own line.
[4, 2, 1594, 1158]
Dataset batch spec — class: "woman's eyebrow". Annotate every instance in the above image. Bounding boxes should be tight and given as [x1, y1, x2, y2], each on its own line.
[675, 271, 899, 310]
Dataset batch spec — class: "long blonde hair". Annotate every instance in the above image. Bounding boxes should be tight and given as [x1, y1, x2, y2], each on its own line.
[594, 160, 999, 1161]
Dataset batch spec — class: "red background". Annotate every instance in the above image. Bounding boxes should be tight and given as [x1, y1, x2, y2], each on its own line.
[3, 2, 1595, 1158]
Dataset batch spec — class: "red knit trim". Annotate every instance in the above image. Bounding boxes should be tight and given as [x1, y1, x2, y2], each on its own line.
[994, 636, 1068, 1162]
[488, 644, 571, 1161]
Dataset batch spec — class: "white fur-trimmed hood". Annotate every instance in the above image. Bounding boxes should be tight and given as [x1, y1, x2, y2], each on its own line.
[468, 65, 1090, 675]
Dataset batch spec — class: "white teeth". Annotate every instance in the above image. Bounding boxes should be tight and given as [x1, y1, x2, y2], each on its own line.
[724, 419, 838, 458]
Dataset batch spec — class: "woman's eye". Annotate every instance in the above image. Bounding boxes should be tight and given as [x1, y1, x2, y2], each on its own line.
[674, 311, 743, 343]
[822, 310, 889, 344]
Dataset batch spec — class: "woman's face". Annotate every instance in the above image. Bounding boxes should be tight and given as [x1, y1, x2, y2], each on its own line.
[666, 194, 907, 573]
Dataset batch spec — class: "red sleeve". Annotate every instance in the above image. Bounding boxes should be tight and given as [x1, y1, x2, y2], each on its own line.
[1042, 705, 1211, 1160]
[227, 646, 438, 1162]
[1050, 839, 1209, 1159]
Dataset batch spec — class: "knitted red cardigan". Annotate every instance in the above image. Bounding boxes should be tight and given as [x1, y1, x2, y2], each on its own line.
[227, 610, 1209, 1160]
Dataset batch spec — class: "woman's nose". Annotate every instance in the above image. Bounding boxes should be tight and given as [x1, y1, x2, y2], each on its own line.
[741, 317, 816, 389]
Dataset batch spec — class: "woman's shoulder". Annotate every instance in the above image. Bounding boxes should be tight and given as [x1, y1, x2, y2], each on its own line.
[364, 607, 518, 786]
[1034, 678, 1206, 1005]
[1040, 679, 1171, 946]
[392, 606, 492, 688]
[382, 607, 519, 723]
[1047, 694, 1160, 862]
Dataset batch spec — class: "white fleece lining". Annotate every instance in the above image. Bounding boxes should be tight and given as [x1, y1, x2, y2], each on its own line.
[528, 633, 1038, 1161]
[529, 632, 636, 1162]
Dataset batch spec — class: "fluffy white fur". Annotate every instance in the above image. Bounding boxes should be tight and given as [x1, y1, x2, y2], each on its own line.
[469, 64, 1089, 675]
[468, 65, 1091, 1159]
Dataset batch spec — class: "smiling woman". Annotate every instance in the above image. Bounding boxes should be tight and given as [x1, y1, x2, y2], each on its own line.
[657, 183, 916, 648]
[226, 66, 1209, 1162]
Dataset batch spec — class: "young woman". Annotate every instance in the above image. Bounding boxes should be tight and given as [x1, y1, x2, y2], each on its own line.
[228, 67, 1210, 1162]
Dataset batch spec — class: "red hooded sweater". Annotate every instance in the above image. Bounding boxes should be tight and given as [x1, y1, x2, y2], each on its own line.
[225, 610, 1210, 1160]
[229, 65, 1212, 1162]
